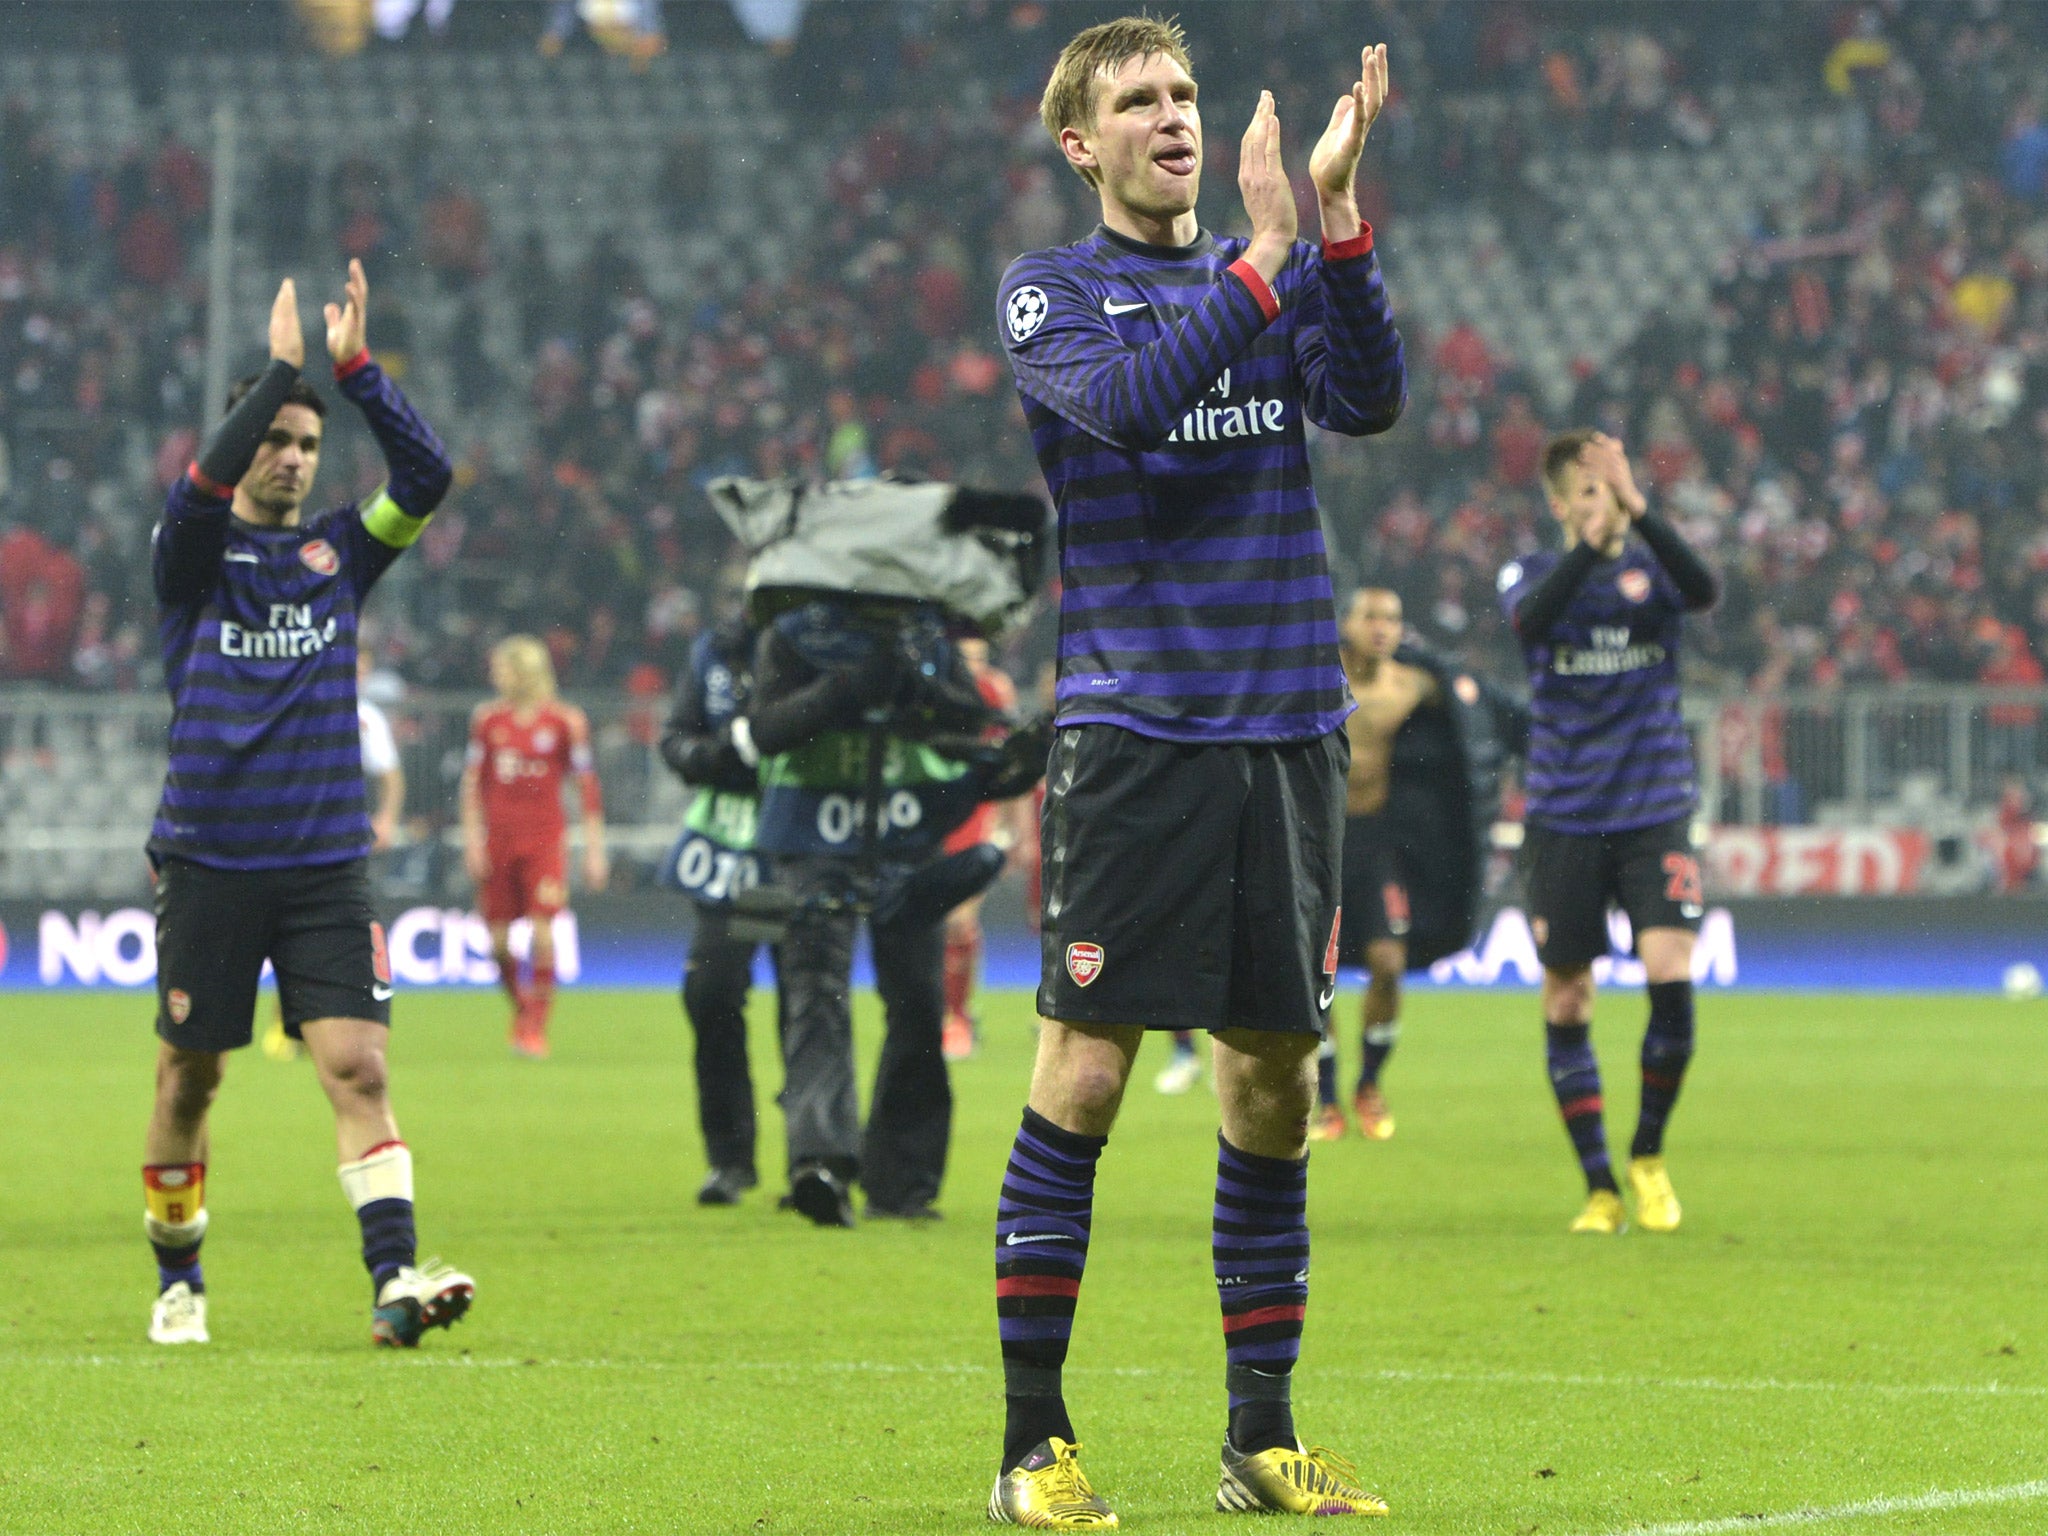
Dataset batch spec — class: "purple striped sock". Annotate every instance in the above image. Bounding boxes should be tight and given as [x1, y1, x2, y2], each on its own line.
[995, 1107, 1103, 1470]
[1215, 1135, 1309, 1453]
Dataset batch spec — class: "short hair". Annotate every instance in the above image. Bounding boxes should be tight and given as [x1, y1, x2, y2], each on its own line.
[1040, 14, 1192, 187]
[1540, 428, 1600, 494]
[226, 371, 328, 420]
[492, 634, 557, 702]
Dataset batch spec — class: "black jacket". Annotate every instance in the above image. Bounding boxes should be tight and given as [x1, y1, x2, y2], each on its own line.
[659, 618, 760, 796]
[1383, 644, 1529, 969]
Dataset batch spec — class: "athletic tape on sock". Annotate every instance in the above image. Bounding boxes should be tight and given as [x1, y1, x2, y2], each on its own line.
[338, 1140, 413, 1210]
[145, 1209, 208, 1249]
[1364, 1023, 1400, 1047]
[143, 1163, 205, 1226]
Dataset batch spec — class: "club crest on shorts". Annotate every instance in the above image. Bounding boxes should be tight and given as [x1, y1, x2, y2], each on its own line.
[1617, 569, 1651, 603]
[166, 988, 192, 1023]
[1065, 941, 1104, 987]
[299, 538, 340, 576]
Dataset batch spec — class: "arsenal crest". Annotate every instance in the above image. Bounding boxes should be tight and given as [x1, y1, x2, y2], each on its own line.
[166, 988, 192, 1023]
[1065, 941, 1104, 987]
[300, 539, 340, 576]
[1617, 569, 1651, 603]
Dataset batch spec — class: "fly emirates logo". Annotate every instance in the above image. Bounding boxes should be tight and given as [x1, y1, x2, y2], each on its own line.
[221, 603, 339, 659]
[1163, 368, 1290, 445]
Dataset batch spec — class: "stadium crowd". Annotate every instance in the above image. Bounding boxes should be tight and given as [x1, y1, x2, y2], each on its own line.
[5, 1, 2048, 714]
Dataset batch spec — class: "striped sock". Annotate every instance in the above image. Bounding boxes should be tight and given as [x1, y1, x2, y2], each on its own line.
[1215, 1135, 1309, 1455]
[996, 1107, 1103, 1471]
[1359, 1021, 1399, 1089]
[339, 1141, 417, 1295]
[1631, 981, 1696, 1158]
[1546, 1023, 1617, 1193]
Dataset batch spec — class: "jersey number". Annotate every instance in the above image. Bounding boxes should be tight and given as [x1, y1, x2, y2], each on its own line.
[1662, 853, 1703, 909]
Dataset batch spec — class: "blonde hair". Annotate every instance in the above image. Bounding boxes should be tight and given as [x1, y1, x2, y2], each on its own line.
[492, 634, 558, 704]
[1040, 14, 1192, 187]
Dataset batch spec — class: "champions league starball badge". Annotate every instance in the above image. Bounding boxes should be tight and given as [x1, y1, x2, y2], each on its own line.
[1006, 285, 1049, 342]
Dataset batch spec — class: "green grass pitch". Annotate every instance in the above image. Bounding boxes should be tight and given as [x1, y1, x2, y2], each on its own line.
[5, 986, 2044, 1534]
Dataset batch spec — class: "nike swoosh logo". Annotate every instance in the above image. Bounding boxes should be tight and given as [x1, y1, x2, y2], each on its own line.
[225, 552, 261, 564]
[1102, 299, 1148, 315]
[1318, 984, 1336, 1011]
[1005, 1232, 1072, 1246]
[371, 984, 393, 1001]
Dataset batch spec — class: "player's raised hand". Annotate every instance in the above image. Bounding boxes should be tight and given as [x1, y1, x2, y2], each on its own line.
[324, 258, 369, 362]
[1238, 91, 1298, 272]
[269, 278, 305, 368]
[1586, 433, 1648, 517]
[1309, 44, 1390, 204]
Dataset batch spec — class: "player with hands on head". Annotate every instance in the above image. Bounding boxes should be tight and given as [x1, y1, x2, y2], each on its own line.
[143, 260, 471, 1350]
[1499, 430, 1718, 1236]
[460, 635, 609, 1060]
[991, 19, 1403, 1527]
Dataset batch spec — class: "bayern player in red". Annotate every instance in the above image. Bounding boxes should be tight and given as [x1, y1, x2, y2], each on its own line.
[939, 638, 1029, 1061]
[460, 635, 609, 1057]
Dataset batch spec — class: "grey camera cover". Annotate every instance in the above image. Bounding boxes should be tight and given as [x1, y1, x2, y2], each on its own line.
[706, 476, 1036, 634]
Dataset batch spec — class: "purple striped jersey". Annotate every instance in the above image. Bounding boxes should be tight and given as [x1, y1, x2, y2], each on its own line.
[999, 224, 1405, 743]
[1499, 544, 1696, 834]
[149, 354, 452, 870]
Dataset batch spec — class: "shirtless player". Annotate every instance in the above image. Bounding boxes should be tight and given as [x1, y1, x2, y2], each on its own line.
[1311, 586, 1437, 1141]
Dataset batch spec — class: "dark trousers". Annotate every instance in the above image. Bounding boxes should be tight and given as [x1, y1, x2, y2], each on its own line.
[777, 856, 952, 1210]
[681, 906, 775, 1179]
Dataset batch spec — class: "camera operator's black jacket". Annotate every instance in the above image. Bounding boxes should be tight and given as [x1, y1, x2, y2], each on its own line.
[746, 600, 998, 861]
[1383, 643, 1530, 969]
[656, 618, 765, 905]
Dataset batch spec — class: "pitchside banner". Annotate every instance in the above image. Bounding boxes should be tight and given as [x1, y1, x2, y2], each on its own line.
[0, 891, 2039, 992]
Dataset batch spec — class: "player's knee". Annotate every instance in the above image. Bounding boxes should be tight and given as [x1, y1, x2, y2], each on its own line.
[323, 1047, 391, 1106]
[1542, 966, 1594, 1020]
[1638, 927, 1694, 984]
[1057, 1057, 1127, 1120]
[156, 1050, 222, 1122]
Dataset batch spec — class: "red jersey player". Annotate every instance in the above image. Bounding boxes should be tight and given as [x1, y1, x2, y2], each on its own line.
[939, 638, 1028, 1061]
[460, 635, 608, 1057]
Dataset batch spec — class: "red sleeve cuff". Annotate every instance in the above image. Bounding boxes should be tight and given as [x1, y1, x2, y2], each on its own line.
[333, 349, 373, 380]
[185, 462, 234, 500]
[1226, 258, 1281, 323]
[1323, 224, 1375, 262]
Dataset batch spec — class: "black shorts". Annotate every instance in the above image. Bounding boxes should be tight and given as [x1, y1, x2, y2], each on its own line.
[1338, 812, 1410, 963]
[153, 856, 392, 1052]
[1522, 817, 1702, 970]
[1036, 725, 1346, 1034]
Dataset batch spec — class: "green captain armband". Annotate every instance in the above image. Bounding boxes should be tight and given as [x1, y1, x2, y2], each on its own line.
[360, 487, 431, 550]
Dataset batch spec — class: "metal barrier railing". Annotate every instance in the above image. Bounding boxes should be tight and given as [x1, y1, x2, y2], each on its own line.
[4, 683, 2046, 897]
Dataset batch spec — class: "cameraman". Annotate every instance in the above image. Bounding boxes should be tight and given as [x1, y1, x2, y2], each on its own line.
[743, 597, 1002, 1226]
[659, 607, 777, 1209]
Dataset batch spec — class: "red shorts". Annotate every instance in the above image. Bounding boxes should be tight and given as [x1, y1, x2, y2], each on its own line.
[479, 839, 567, 925]
[944, 802, 998, 855]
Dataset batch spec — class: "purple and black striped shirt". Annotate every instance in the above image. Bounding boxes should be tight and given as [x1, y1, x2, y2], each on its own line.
[149, 354, 452, 871]
[999, 223, 1405, 743]
[1499, 544, 1697, 835]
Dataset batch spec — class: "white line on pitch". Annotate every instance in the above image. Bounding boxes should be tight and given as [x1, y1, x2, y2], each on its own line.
[1568, 1476, 2048, 1535]
[14, 1355, 2048, 1403]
